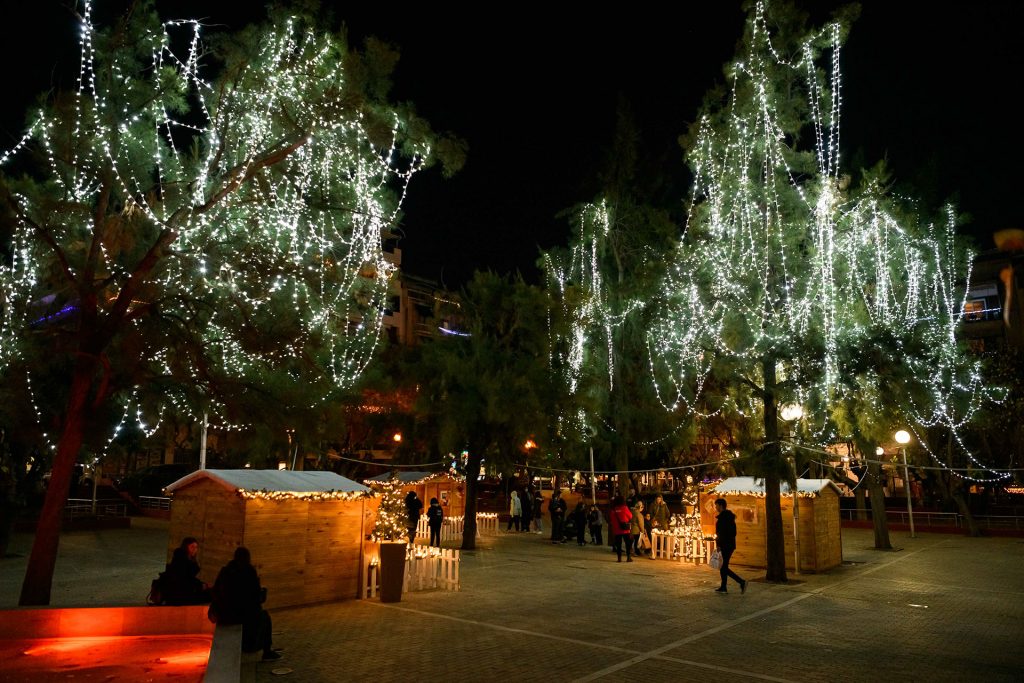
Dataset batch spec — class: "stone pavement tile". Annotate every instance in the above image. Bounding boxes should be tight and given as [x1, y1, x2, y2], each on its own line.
[0, 518, 168, 607]
[597, 656, 783, 683]
[258, 599, 631, 682]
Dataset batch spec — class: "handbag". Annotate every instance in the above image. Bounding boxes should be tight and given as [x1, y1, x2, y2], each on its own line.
[146, 577, 163, 606]
[709, 548, 723, 570]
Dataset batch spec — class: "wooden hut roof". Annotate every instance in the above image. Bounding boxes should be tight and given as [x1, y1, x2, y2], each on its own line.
[712, 476, 841, 498]
[164, 469, 369, 495]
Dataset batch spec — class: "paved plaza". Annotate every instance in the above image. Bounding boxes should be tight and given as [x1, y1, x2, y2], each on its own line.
[2, 520, 1022, 681]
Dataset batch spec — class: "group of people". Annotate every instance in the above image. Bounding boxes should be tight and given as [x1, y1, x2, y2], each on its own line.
[157, 538, 282, 661]
[404, 490, 446, 548]
[505, 488, 545, 533]
[534, 490, 748, 594]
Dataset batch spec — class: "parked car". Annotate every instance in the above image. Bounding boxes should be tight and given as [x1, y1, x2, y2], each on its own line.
[114, 464, 191, 498]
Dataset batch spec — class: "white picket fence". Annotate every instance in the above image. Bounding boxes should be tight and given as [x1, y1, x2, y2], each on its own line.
[414, 513, 499, 542]
[651, 514, 716, 564]
[363, 545, 460, 598]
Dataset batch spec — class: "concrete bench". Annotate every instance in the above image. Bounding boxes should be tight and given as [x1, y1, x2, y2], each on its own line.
[205, 623, 243, 683]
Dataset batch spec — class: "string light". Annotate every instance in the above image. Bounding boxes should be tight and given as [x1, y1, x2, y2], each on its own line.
[238, 488, 369, 502]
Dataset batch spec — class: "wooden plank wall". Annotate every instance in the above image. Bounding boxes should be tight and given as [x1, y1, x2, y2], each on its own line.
[402, 477, 465, 519]
[244, 497, 374, 609]
[167, 481, 245, 587]
[717, 493, 842, 572]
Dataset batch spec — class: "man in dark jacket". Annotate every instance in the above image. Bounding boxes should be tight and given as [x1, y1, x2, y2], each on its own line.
[405, 491, 424, 543]
[426, 497, 444, 548]
[212, 547, 281, 661]
[519, 489, 533, 532]
[714, 498, 747, 594]
[549, 490, 567, 543]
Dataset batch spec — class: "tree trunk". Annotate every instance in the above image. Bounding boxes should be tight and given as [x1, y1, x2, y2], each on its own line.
[761, 356, 787, 583]
[854, 485, 867, 521]
[944, 428, 980, 537]
[866, 462, 892, 549]
[19, 354, 97, 606]
[460, 450, 483, 551]
[951, 488, 981, 537]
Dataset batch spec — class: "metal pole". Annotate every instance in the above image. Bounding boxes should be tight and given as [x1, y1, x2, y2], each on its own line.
[199, 412, 208, 470]
[589, 446, 597, 504]
[91, 462, 98, 515]
[901, 447, 916, 538]
[790, 456, 800, 575]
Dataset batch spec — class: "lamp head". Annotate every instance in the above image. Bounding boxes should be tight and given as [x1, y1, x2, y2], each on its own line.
[780, 403, 804, 421]
[894, 430, 911, 445]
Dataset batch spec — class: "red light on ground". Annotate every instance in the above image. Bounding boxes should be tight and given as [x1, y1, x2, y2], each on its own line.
[10, 635, 212, 682]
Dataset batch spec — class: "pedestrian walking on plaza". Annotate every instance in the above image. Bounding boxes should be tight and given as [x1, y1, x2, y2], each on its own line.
[587, 504, 603, 546]
[610, 495, 633, 562]
[211, 547, 281, 661]
[427, 497, 444, 548]
[405, 490, 423, 544]
[572, 501, 588, 545]
[520, 488, 533, 531]
[533, 492, 544, 534]
[162, 537, 211, 605]
[714, 498, 747, 594]
[549, 489, 567, 543]
[507, 490, 522, 531]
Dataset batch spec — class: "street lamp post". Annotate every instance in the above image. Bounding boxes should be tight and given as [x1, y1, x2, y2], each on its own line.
[780, 403, 803, 574]
[894, 430, 915, 538]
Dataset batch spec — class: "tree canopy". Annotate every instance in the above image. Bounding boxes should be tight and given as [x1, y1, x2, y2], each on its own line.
[0, 0, 458, 605]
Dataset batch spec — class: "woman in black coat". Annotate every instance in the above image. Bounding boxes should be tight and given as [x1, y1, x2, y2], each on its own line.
[163, 537, 210, 605]
[212, 547, 281, 661]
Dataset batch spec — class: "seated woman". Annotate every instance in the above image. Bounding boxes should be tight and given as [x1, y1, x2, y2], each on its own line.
[211, 546, 281, 662]
[163, 537, 211, 605]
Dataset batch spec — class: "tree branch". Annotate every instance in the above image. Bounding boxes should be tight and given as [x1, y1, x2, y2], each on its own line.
[0, 187, 77, 289]
[183, 134, 310, 221]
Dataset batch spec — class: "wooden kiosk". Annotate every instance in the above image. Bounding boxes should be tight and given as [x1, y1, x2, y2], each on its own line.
[701, 476, 843, 573]
[364, 471, 465, 518]
[164, 469, 373, 609]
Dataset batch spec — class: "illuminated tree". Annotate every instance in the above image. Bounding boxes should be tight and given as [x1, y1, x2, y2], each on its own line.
[416, 271, 552, 550]
[649, 2, 1001, 581]
[543, 106, 684, 495]
[371, 477, 410, 543]
[0, 1, 458, 605]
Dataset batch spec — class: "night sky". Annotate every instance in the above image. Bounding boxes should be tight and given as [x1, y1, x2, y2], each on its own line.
[4, 2, 1021, 286]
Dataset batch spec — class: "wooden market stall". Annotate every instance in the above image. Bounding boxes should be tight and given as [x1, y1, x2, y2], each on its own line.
[364, 471, 466, 518]
[164, 469, 374, 609]
[700, 476, 842, 573]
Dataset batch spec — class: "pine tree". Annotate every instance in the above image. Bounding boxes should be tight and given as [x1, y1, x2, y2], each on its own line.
[0, 0, 458, 605]
[542, 104, 683, 496]
[650, 2, 998, 581]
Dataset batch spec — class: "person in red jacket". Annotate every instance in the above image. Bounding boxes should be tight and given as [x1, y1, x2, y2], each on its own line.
[609, 495, 633, 562]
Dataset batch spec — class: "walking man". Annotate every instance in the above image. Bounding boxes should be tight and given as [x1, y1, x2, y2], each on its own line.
[714, 498, 747, 594]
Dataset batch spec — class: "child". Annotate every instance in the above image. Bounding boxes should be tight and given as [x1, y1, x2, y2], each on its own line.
[587, 504, 604, 546]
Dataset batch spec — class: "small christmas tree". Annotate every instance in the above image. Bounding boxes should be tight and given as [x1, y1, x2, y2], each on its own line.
[372, 478, 409, 543]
